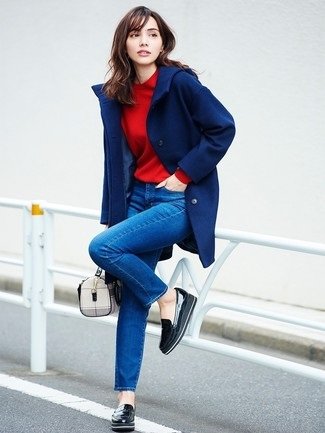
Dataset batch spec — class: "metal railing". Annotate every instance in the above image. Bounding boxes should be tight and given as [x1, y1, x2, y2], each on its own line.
[0, 197, 324, 382]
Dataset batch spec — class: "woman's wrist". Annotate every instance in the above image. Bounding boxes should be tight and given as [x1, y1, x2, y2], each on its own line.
[174, 168, 191, 184]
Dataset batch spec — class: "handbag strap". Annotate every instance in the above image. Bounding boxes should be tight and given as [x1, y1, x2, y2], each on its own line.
[95, 267, 103, 277]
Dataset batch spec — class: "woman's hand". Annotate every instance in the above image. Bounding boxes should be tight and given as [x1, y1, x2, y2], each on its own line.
[156, 174, 187, 192]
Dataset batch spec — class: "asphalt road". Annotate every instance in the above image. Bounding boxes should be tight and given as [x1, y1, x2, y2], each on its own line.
[0, 301, 324, 433]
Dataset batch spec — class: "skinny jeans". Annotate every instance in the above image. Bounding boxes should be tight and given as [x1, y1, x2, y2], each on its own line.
[88, 181, 192, 391]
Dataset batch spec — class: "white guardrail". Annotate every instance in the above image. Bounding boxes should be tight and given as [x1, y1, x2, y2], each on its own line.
[0, 197, 325, 382]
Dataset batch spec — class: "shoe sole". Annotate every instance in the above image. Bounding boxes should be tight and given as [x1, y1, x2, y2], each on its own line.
[162, 294, 197, 355]
[111, 423, 135, 432]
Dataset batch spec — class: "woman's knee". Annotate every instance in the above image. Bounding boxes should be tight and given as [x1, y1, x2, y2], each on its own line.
[88, 235, 102, 264]
[88, 232, 120, 265]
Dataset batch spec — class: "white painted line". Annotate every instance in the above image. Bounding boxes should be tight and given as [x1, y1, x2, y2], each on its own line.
[0, 373, 181, 433]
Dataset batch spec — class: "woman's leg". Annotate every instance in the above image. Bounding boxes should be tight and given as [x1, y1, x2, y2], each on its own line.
[88, 183, 193, 404]
[115, 248, 162, 407]
[110, 185, 186, 397]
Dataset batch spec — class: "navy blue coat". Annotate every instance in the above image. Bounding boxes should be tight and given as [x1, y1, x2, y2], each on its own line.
[92, 66, 235, 268]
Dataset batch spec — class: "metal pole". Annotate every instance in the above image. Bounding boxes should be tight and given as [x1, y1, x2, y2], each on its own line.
[43, 210, 54, 306]
[181, 260, 190, 292]
[30, 203, 47, 373]
[22, 206, 32, 307]
[189, 240, 239, 336]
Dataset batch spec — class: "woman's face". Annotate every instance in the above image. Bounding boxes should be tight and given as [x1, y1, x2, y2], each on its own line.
[126, 16, 163, 70]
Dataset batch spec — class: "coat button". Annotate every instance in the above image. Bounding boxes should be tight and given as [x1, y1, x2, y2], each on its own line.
[191, 198, 198, 204]
[158, 139, 163, 146]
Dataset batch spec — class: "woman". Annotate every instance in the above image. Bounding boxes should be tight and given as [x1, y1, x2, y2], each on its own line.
[89, 5, 235, 432]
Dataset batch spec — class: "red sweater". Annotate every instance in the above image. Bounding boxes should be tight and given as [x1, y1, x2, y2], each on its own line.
[121, 69, 191, 184]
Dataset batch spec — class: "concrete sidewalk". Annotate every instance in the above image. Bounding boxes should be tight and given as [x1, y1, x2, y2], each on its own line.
[1, 277, 325, 364]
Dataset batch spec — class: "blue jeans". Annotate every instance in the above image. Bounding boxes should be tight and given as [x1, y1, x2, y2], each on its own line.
[88, 181, 192, 391]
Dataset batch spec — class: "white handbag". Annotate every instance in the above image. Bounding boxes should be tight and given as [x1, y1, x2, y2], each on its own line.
[77, 267, 121, 317]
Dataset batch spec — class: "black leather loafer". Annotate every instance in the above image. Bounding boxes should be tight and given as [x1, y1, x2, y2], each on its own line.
[111, 404, 135, 432]
[159, 287, 197, 355]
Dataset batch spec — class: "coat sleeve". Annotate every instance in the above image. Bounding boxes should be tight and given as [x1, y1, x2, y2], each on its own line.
[177, 85, 236, 184]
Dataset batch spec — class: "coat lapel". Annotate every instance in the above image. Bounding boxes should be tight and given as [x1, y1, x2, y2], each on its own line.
[151, 66, 179, 106]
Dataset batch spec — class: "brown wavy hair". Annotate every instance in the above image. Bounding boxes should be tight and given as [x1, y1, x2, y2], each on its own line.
[102, 6, 188, 105]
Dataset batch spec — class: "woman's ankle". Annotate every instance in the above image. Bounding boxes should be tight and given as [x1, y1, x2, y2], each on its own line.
[118, 390, 135, 407]
[157, 287, 176, 321]
[158, 287, 175, 305]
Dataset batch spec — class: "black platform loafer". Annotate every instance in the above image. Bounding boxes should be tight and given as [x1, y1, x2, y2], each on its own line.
[111, 404, 135, 432]
[159, 287, 197, 355]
